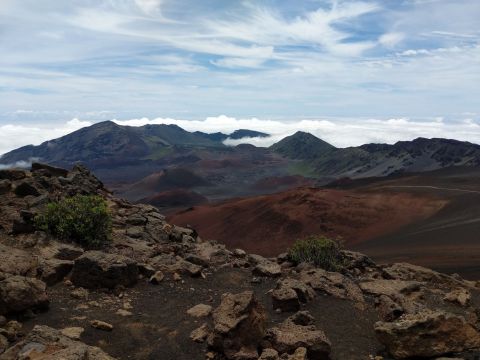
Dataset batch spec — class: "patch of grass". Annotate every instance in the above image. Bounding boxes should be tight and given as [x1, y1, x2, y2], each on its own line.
[35, 195, 112, 248]
[288, 235, 343, 271]
[287, 161, 318, 177]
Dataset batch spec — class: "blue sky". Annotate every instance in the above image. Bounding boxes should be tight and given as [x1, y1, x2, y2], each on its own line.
[0, 0, 479, 153]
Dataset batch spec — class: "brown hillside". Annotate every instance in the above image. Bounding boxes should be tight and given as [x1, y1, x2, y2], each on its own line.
[168, 187, 446, 256]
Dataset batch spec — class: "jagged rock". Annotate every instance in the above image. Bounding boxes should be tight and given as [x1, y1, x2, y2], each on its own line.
[272, 278, 315, 312]
[38, 258, 73, 285]
[149, 271, 165, 284]
[248, 254, 267, 265]
[444, 288, 471, 307]
[187, 304, 212, 318]
[60, 327, 84, 340]
[0, 325, 115, 359]
[360, 279, 424, 314]
[31, 163, 69, 177]
[300, 269, 365, 307]
[138, 263, 156, 277]
[149, 254, 202, 277]
[287, 347, 308, 360]
[91, 320, 113, 331]
[375, 295, 404, 321]
[0, 275, 49, 315]
[360, 279, 423, 298]
[0, 169, 26, 181]
[0, 316, 6, 327]
[125, 214, 147, 226]
[0, 333, 8, 354]
[68, 164, 104, 194]
[0, 244, 38, 277]
[382, 263, 470, 288]
[71, 251, 138, 289]
[253, 261, 282, 277]
[0, 321, 23, 342]
[266, 313, 331, 360]
[0, 180, 11, 195]
[258, 348, 279, 360]
[126, 226, 144, 239]
[341, 250, 375, 270]
[375, 310, 480, 359]
[14, 181, 41, 197]
[190, 323, 209, 343]
[233, 249, 247, 258]
[185, 254, 210, 268]
[208, 291, 267, 359]
[289, 311, 315, 326]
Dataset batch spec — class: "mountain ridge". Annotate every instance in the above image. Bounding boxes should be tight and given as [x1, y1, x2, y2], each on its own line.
[1, 121, 479, 209]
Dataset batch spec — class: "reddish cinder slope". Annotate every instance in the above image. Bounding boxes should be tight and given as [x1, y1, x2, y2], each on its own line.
[140, 189, 208, 209]
[168, 187, 446, 256]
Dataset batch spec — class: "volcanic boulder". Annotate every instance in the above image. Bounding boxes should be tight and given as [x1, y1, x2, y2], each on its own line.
[375, 310, 480, 359]
[0, 275, 49, 315]
[208, 291, 267, 359]
[71, 251, 138, 289]
[0, 325, 115, 359]
[266, 312, 331, 360]
[271, 278, 315, 312]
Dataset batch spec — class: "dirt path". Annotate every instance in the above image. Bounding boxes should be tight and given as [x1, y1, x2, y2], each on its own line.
[383, 185, 480, 194]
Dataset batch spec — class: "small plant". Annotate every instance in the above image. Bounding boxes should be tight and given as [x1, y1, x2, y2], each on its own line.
[288, 235, 343, 271]
[35, 194, 112, 248]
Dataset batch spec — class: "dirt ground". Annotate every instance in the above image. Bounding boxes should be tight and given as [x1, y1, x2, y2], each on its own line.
[23, 267, 384, 360]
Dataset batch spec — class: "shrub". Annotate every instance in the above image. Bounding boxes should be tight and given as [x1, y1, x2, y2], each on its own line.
[287, 235, 343, 271]
[35, 194, 112, 248]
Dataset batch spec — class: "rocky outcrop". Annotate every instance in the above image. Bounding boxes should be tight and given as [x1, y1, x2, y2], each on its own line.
[70, 251, 138, 289]
[253, 261, 282, 277]
[0, 325, 115, 359]
[300, 268, 365, 308]
[271, 278, 315, 312]
[208, 291, 267, 359]
[443, 288, 471, 306]
[266, 312, 331, 360]
[375, 310, 480, 359]
[0, 275, 49, 315]
[0, 244, 39, 277]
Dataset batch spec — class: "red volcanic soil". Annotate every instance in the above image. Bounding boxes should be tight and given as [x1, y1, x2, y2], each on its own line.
[251, 175, 315, 191]
[139, 189, 208, 209]
[168, 187, 446, 257]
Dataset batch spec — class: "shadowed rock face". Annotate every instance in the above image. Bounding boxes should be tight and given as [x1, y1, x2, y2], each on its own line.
[70, 252, 139, 289]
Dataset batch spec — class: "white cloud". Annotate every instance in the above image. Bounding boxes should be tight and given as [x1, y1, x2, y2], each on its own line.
[0, 119, 92, 156]
[134, 0, 163, 14]
[379, 32, 405, 48]
[1, 116, 479, 158]
[113, 115, 480, 148]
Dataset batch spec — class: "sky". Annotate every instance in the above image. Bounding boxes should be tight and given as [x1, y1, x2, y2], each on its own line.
[1, 0, 479, 154]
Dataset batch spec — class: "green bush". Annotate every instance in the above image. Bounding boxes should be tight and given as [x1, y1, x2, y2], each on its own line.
[35, 194, 112, 248]
[288, 235, 343, 271]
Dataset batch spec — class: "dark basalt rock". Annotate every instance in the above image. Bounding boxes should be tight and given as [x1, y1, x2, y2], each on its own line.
[71, 251, 138, 289]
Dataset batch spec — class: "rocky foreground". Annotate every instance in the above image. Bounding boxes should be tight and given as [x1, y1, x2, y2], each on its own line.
[1, 164, 480, 359]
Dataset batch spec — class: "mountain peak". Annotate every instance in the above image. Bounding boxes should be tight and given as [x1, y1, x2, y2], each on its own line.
[270, 131, 335, 160]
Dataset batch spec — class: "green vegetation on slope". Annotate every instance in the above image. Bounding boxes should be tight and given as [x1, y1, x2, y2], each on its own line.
[288, 235, 343, 271]
[35, 195, 112, 248]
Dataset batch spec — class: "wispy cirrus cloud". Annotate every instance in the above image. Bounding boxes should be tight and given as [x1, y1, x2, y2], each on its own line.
[0, 0, 478, 124]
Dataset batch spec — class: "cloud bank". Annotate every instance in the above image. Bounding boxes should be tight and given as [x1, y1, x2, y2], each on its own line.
[2, 116, 478, 157]
[0, 119, 92, 156]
